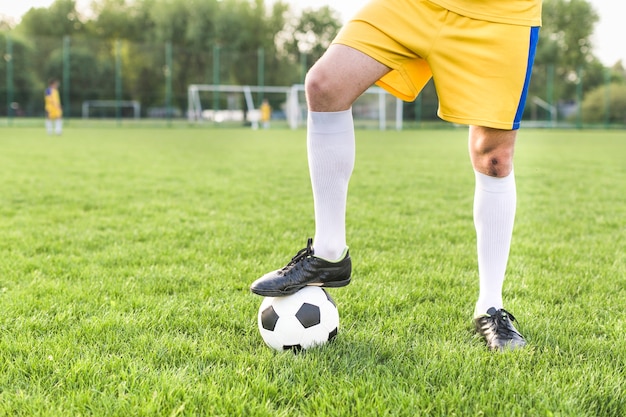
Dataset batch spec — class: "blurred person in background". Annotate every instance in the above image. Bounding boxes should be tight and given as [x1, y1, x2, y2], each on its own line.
[44, 78, 63, 135]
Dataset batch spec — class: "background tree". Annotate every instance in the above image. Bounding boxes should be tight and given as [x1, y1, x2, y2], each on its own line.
[607, 61, 626, 84]
[2, 0, 622, 123]
[10, 0, 88, 116]
[581, 83, 626, 124]
[0, 33, 40, 115]
[86, 0, 154, 42]
[281, 6, 342, 81]
[17, 0, 84, 38]
[43, 44, 116, 115]
[1, 0, 343, 116]
[532, 0, 600, 103]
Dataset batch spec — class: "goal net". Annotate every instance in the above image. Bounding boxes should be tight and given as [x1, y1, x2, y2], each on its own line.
[287, 84, 404, 130]
[188, 84, 404, 130]
[82, 100, 141, 119]
[187, 85, 292, 128]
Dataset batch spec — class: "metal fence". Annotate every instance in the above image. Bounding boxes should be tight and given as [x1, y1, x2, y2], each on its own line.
[1, 34, 624, 129]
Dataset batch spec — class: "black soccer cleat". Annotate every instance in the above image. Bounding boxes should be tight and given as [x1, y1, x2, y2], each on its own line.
[474, 307, 527, 351]
[250, 238, 352, 297]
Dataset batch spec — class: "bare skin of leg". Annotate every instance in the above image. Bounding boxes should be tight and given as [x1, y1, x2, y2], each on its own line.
[469, 126, 517, 177]
[305, 44, 391, 112]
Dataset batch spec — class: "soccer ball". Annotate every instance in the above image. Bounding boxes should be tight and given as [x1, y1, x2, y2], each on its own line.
[257, 286, 339, 352]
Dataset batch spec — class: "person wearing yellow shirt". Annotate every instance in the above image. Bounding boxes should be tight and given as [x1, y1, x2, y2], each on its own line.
[260, 99, 272, 129]
[250, 0, 543, 351]
[44, 78, 63, 135]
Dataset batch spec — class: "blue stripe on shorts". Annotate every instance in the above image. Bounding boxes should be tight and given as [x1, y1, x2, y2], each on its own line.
[513, 26, 540, 130]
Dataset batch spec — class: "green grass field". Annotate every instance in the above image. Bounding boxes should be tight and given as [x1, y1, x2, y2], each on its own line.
[0, 126, 624, 416]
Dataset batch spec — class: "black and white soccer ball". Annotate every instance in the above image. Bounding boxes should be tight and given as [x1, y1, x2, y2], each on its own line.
[257, 286, 339, 352]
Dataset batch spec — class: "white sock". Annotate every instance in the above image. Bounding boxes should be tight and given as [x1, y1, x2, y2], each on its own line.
[46, 119, 53, 135]
[55, 119, 63, 135]
[307, 110, 354, 260]
[473, 169, 516, 317]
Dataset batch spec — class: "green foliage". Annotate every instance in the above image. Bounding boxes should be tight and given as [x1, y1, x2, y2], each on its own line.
[2, 0, 337, 116]
[16, 0, 83, 38]
[607, 61, 626, 84]
[539, 0, 598, 67]
[282, 6, 342, 67]
[44, 43, 117, 112]
[0, 127, 624, 416]
[581, 83, 626, 124]
[2, 0, 624, 122]
[0, 33, 40, 115]
[86, 0, 155, 41]
[531, 0, 600, 101]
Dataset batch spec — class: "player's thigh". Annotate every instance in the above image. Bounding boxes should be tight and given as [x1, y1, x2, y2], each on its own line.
[331, 0, 439, 102]
[47, 110, 61, 119]
[431, 19, 539, 130]
[306, 44, 391, 112]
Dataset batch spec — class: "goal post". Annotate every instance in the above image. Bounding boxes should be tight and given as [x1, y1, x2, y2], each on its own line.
[187, 84, 404, 130]
[287, 84, 404, 130]
[187, 84, 292, 127]
[530, 96, 558, 127]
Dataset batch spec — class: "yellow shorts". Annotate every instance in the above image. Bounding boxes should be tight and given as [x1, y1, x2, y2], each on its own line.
[46, 108, 62, 120]
[333, 0, 539, 130]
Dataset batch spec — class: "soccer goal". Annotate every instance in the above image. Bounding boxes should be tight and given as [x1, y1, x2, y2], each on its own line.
[82, 100, 141, 119]
[188, 84, 404, 130]
[529, 96, 558, 127]
[187, 85, 292, 128]
[287, 84, 405, 130]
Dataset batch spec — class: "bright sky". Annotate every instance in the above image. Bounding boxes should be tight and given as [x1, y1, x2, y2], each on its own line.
[1, 0, 624, 66]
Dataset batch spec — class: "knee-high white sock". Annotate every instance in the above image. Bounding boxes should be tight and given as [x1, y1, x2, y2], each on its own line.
[473, 169, 516, 317]
[307, 110, 355, 260]
[46, 119, 53, 135]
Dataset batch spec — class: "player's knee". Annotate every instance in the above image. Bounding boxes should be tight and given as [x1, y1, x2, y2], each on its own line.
[304, 69, 329, 102]
[305, 66, 342, 111]
[471, 147, 514, 177]
[479, 154, 512, 177]
[469, 127, 516, 177]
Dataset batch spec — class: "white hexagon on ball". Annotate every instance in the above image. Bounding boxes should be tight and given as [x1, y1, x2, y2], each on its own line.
[257, 286, 339, 352]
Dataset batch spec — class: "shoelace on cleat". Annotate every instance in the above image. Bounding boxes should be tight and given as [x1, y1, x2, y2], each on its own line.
[280, 238, 314, 272]
[490, 309, 523, 339]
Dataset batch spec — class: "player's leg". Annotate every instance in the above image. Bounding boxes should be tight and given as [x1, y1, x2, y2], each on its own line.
[462, 28, 538, 350]
[45, 117, 53, 135]
[305, 44, 390, 261]
[250, 0, 436, 297]
[427, 13, 539, 348]
[55, 118, 63, 135]
[305, 45, 391, 113]
[250, 45, 390, 297]
[468, 126, 516, 178]
[469, 127, 525, 350]
[469, 127, 516, 315]
[469, 127, 516, 316]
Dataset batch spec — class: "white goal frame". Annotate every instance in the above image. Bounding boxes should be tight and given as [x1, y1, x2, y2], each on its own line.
[188, 84, 404, 130]
[187, 85, 292, 128]
[287, 84, 404, 130]
[530, 96, 558, 127]
[82, 100, 141, 119]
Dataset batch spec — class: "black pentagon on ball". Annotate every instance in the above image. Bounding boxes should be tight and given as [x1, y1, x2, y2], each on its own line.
[323, 289, 336, 307]
[328, 327, 338, 342]
[283, 344, 303, 353]
[260, 305, 280, 331]
[295, 303, 321, 328]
